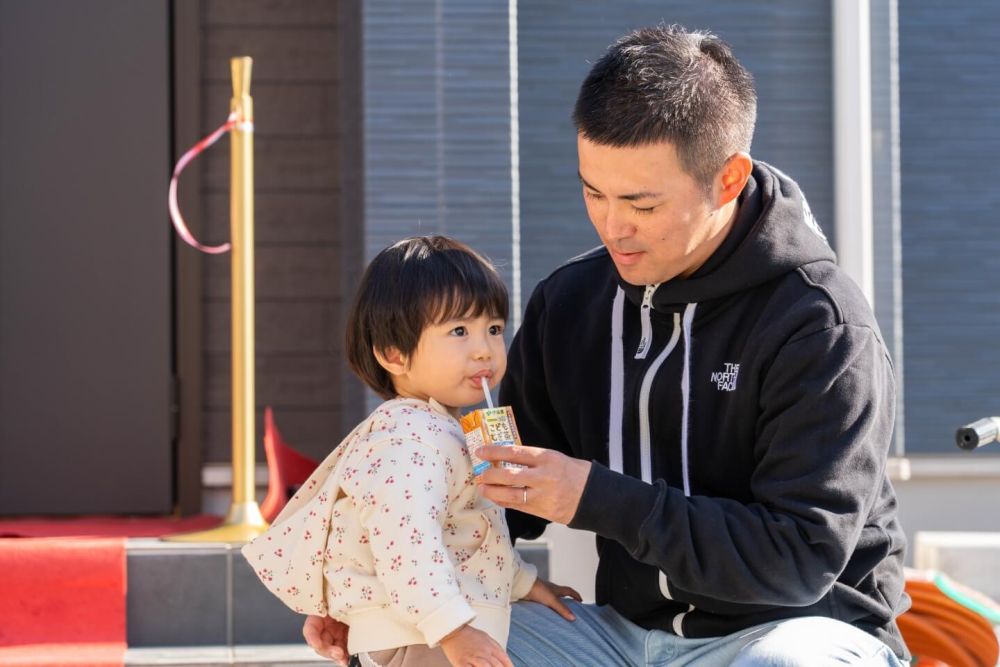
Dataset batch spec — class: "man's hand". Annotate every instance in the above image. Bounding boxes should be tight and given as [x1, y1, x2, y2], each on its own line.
[303, 614, 350, 665]
[439, 624, 513, 667]
[521, 578, 583, 621]
[475, 445, 591, 524]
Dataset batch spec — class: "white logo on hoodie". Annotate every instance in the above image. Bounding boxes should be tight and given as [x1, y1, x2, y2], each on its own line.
[711, 363, 740, 392]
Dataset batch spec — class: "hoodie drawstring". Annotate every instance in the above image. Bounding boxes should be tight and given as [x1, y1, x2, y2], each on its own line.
[680, 302, 696, 496]
[608, 289, 698, 632]
[608, 288, 697, 492]
[608, 289, 626, 474]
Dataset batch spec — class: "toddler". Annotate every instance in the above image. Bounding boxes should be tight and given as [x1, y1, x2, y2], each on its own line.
[244, 236, 578, 667]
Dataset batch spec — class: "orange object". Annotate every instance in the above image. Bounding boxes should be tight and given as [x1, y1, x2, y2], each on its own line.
[899, 574, 999, 667]
[461, 406, 522, 475]
[260, 406, 320, 522]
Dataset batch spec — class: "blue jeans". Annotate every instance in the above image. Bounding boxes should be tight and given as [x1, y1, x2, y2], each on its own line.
[507, 600, 906, 666]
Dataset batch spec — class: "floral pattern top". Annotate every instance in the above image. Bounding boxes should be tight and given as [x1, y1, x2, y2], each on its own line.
[242, 397, 537, 652]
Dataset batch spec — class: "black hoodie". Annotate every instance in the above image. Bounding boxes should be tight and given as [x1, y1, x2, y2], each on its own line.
[500, 161, 910, 658]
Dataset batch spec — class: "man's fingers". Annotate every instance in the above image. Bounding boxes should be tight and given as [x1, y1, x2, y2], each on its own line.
[477, 481, 530, 509]
[475, 463, 526, 487]
[475, 455, 533, 504]
[475, 444, 542, 466]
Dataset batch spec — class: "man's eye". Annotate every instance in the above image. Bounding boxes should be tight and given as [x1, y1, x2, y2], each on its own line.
[450, 326, 467, 336]
[584, 190, 604, 201]
[633, 205, 656, 215]
[489, 324, 505, 336]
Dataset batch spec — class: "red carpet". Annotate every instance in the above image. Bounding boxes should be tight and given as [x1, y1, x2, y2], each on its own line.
[0, 538, 125, 666]
[0, 514, 221, 538]
[0, 515, 222, 666]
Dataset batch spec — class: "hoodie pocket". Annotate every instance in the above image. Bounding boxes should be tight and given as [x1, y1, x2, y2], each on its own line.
[455, 506, 515, 602]
[596, 539, 685, 620]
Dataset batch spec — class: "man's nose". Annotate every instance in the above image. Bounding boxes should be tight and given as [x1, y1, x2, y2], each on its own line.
[604, 205, 635, 240]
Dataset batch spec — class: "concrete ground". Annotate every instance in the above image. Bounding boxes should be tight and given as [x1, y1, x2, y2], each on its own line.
[125, 644, 330, 666]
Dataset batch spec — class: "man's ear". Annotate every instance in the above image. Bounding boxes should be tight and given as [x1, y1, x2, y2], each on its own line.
[716, 152, 752, 208]
[373, 345, 408, 376]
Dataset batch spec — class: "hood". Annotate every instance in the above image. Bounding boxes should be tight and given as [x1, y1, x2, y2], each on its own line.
[620, 160, 835, 310]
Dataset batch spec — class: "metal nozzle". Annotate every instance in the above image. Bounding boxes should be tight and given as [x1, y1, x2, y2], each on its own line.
[955, 417, 1000, 450]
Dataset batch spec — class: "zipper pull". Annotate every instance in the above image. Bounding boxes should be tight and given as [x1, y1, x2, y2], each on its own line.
[634, 284, 658, 359]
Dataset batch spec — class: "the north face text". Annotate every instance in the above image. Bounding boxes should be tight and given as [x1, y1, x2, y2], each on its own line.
[711, 363, 740, 391]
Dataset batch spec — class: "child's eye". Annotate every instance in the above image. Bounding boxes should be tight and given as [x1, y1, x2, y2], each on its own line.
[450, 326, 467, 336]
[584, 190, 604, 201]
[489, 324, 505, 336]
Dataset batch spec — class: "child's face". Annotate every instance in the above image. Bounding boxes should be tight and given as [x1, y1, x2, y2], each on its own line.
[392, 313, 507, 411]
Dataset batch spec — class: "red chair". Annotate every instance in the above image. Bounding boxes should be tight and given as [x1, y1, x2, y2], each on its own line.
[260, 406, 320, 522]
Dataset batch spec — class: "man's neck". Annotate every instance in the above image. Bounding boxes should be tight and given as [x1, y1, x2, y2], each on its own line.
[678, 199, 740, 279]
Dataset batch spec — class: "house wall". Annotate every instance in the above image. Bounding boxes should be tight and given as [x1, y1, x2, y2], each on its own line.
[189, 0, 365, 470]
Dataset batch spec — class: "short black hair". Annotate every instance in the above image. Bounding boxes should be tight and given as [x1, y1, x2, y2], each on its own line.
[573, 24, 757, 192]
[346, 235, 509, 399]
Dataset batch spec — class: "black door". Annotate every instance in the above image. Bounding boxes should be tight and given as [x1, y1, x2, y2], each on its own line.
[0, 0, 174, 514]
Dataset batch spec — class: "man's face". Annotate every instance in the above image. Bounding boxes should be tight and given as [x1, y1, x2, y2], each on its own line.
[578, 135, 730, 286]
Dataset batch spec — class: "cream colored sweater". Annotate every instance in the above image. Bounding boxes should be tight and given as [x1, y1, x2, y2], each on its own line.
[242, 398, 537, 655]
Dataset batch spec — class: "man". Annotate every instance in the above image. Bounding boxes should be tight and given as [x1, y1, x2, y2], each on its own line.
[306, 24, 909, 666]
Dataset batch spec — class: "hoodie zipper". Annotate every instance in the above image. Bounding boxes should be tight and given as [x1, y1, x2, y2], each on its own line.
[609, 293, 699, 634]
[638, 312, 682, 482]
[634, 284, 658, 359]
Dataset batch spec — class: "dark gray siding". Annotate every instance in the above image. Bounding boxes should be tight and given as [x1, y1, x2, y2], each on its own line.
[518, 1, 834, 295]
[363, 0, 515, 410]
[364, 0, 515, 279]
[899, 2, 1000, 453]
[363, 1, 834, 322]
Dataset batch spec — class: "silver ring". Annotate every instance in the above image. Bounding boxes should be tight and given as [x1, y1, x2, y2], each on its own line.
[522, 487, 528, 505]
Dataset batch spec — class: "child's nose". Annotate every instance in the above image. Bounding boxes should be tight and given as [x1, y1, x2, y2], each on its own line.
[472, 338, 492, 360]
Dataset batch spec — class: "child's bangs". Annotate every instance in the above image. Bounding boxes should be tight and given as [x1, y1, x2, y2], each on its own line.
[425, 272, 508, 326]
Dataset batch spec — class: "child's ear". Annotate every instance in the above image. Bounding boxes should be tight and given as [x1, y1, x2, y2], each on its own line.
[373, 346, 408, 376]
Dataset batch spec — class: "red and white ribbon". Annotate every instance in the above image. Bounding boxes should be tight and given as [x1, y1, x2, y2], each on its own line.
[168, 111, 253, 254]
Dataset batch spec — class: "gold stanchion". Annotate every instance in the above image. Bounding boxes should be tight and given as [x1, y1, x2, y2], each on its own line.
[166, 57, 268, 543]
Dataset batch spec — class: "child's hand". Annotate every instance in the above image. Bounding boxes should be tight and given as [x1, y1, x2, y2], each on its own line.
[302, 614, 350, 665]
[439, 623, 513, 667]
[522, 578, 583, 621]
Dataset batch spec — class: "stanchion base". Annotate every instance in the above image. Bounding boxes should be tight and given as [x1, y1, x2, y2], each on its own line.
[161, 502, 268, 544]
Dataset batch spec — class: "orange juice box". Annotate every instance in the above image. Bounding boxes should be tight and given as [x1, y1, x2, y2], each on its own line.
[461, 406, 522, 475]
